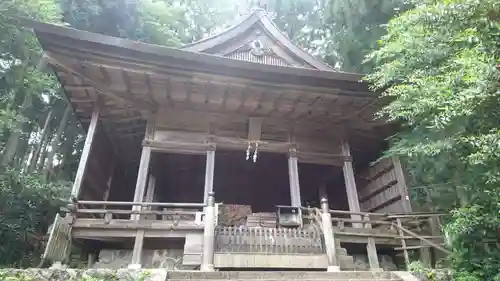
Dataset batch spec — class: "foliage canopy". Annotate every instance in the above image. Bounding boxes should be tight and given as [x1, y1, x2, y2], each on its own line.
[366, 0, 500, 279]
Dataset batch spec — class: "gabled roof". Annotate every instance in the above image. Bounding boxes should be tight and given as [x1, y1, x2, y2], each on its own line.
[183, 8, 332, 71]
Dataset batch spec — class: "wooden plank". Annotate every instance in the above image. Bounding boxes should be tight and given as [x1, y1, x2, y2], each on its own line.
[392, 156, 412, 213]
[70, 101, 101, 199]
[361, 184, 402, 211]
[359, 169, 397, 201]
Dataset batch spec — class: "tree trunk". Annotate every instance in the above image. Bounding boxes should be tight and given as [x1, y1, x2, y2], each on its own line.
[44, 105, 71, 181]
[1, 130, 21, 167]
[59, 117, 77, 180]
[0, 94, 32, 167]
[36, 134, 50, 172]
[28, 109, 53, 173]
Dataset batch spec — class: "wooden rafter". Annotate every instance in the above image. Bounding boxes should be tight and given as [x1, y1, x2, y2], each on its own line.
[43, 52, 154, 111]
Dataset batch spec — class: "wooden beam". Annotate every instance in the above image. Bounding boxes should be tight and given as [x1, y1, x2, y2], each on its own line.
[44, 52, 154, 110]
[143, 139, 214, 155]
[146, 128, 354, 165]
[155, 107, 353, 140]
[70, 100, 101, 199]
[247, 117, 262, 141]
[295, 151, 351, 167]
[341, 140, 362, 228]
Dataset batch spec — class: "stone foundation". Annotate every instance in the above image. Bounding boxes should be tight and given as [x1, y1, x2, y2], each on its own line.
[0, 269, 166, 281]
[93, 249, 184, 269]
[352, 254, 398, 271]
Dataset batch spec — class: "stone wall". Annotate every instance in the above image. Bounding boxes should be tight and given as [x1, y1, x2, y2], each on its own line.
[92, 249, 398, 271]
[0, 269, 167, 281]
[352, 254, 398, 271]
[93, 249, 184, 270]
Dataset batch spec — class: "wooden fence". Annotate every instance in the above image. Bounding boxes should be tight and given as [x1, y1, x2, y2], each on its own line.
[215, 226, 324, 255]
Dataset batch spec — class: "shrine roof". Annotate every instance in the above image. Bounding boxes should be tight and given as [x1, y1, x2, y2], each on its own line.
[23, 18, 390, 164]
[182, 8, 332, 71]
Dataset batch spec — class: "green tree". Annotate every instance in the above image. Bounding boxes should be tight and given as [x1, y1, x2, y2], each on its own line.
[365, 0, 500, 279]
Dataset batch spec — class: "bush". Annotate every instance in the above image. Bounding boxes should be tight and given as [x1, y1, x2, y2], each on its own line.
[0, 168, 70, 268]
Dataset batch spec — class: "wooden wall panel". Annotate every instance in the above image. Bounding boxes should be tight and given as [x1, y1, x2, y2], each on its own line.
[357, 157, 412, 213]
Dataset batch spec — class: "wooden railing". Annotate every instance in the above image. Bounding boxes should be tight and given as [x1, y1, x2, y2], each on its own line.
[65, 200, 206, 225]
[389, 213, 449, 267]
[301, 205, 449, 269]
[215, 226, 324, 255]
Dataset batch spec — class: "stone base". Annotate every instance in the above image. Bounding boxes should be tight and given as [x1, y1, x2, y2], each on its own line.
[93, 249, 183, 269]
[200, 264, 215, 271]
[127, 264, 141, 269]
[327, 265, 340, 272]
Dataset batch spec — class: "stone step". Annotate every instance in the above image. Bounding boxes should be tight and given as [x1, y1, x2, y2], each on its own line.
[168, 278, 400, 281]
[166, 271, 398, 280]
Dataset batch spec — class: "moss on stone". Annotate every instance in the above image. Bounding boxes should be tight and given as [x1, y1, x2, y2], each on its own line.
[0, 269, 161, 281]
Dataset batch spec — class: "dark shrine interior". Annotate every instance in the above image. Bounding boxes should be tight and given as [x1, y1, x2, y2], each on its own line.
[145, 150, 353, 212]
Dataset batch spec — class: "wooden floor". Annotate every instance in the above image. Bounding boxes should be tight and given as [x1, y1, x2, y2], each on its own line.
[70, 217, 439, 249]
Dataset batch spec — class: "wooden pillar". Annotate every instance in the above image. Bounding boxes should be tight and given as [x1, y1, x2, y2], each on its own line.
[288, 149, 301, 207]
[129, 122, 154, 269]
[70, 101, 101, 199]
[203, 149, 215, 205]
[144, 175, 156, 203]
[340, 140, 362, 227]
[397, 218, 410, 268]
[131, 146, 152, 219]
[363, 214, 381, 271]
[143, 175, 156, 220]
[201, 191, 216, 271]
[320, 197, 340, 272]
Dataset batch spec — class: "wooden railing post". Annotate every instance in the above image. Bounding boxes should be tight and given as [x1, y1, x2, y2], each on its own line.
[396, 218, 410, 268]
[201, 191, 216, 271]
[320, 198, 340, 272]
[364, 214, 381, 271]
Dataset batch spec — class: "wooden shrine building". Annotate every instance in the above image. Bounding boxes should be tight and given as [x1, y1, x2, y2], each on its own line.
[27, 9, 446, 271]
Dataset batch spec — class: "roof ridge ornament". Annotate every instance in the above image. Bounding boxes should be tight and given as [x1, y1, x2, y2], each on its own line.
[250, 39, 265, 56]
[249, 0, 276, 19]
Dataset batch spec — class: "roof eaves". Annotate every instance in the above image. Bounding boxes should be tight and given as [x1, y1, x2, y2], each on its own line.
[24, 19, 365, 85]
